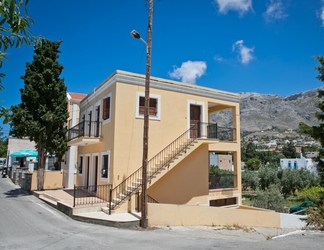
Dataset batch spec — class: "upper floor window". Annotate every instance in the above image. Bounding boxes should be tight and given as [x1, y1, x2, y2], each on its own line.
[102, 93, 112, 124]
[103, 96, 110, 120]
[136, 93, 161, 120]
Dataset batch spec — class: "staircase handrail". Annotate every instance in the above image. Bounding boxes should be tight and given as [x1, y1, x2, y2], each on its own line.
[109, 122, 199, 212]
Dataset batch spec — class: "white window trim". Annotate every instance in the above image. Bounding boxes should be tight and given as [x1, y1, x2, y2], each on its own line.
[100, 151, 110, 182]
[77, 154, 84, 176]
[102, 93, 112, 125]
[135, 92, 161, 121]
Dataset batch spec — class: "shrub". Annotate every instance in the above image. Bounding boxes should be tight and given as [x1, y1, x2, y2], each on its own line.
[251, 184, 286, 213]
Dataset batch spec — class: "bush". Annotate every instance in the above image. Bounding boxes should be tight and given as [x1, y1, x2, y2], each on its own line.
[251, 184, 286, 213]
[258, 166, 279, 190]
[242, 170, 259, 191]
[298, 186, 324, 230]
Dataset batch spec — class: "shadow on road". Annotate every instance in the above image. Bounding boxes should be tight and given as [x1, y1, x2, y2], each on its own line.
[4, 188, 31, 198]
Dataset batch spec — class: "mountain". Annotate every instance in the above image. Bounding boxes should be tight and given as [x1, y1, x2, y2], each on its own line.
[210, 87, 323, 132]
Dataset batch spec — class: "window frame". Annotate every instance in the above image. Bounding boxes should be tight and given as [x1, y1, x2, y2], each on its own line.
[78, 155, 84, 175]
[135, 92, 161, 121]
[100, 151, 110, 182]
[102, 93, 112, 124]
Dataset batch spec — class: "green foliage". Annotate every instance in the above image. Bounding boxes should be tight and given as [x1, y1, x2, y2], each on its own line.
[252, 185, 286, 213]
[299, 56, 324, 186]
[282, 141, 297, 158]
[10, 39, 68, 189]
[298, 186, 324, 230]
[245, 158, 261, 170]
[258, 166, 280, 190]
[209, 165, 232, 175]
[242, 170, 259, 191]
[0, 127, 7, 157]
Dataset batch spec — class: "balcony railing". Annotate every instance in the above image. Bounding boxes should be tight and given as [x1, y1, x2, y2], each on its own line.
[199, 123, 236, 141]
[209, 174, 236, 189]
[68, 120, 102, 141]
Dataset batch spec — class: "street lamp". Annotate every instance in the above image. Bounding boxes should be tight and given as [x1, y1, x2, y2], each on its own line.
[130, 0, 153, 229]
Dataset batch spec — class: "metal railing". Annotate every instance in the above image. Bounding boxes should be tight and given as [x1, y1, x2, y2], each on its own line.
[109, 123, 200, 213]
[147, 195, 159, 203]
[68, 120, 102, 141]
[201, 123, 236, 141]
[209, 174, 236, 189]
[73, 184, 112, 207]
[108, 122, 236, 213]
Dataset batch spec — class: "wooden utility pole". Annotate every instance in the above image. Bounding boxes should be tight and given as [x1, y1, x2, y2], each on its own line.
[141, 0, 153, 228]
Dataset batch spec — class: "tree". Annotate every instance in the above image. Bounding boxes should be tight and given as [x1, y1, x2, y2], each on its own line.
[282, 141, 297, 158]
[242, 170, 259, 191]
[0, 127, 7, 157]
[252, 185, 286, 212]
[300, 56, 324, 186]
[258, 166, 279, 190]
[0, 0, 37, 87]
[245, 158, 261, 170]
[10, 39, 68, 190]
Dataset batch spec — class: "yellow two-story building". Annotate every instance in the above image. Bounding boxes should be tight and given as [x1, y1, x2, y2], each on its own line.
[67, 70, 241, 215]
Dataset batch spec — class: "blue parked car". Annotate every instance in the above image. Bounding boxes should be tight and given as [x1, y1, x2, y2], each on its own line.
[289, 201, 312, 214]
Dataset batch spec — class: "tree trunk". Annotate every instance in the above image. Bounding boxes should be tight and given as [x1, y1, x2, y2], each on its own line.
[37, 146, 47, 191]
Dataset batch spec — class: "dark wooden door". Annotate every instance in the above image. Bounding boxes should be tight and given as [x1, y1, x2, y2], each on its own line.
[190, 105, 201, 138]
[86, 156, 90, 187]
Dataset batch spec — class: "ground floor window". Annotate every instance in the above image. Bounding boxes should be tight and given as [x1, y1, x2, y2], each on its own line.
[209, 197, 237, 207]
[101, 152, 110, 180]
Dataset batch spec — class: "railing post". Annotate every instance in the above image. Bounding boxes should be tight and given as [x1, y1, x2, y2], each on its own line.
[109, 187, 112, 215]
[73, 185, 76, 207]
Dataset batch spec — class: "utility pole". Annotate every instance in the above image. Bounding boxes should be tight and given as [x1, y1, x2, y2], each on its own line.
[141, 0, 153, 228]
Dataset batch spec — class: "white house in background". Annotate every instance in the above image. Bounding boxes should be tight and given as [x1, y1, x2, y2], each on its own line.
[280, 153, 317, 173]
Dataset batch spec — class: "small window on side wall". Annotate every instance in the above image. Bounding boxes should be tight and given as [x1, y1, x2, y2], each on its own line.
[103, 96, 111, 120]
[101, 154, 109, 179]
[78, 156, 83, 174]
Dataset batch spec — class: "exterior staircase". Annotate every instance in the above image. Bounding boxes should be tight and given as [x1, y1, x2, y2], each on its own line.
[105, 123, 202, 214]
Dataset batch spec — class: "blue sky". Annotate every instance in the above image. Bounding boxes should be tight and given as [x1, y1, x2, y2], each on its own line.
[1, 0, 324, 135]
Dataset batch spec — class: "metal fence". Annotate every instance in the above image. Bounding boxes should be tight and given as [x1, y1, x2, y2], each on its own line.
[73, 184, 112, 207]
[209, 174, 236, 189]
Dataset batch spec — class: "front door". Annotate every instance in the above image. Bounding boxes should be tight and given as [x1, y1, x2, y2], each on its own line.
[190, 104, 201, 138]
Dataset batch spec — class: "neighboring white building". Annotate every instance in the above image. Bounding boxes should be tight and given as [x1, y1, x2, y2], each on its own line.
[280, 153, 317, 173]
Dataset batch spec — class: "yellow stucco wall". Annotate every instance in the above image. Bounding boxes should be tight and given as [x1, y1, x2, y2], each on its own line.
[30, 171, 63, 190]
[148, 203, 281, 228]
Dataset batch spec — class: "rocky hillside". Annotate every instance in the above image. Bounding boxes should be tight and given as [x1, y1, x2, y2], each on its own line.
[210, 87, 323, 132]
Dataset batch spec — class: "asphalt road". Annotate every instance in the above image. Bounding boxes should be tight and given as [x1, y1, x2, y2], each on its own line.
[0, 177, 323, 250]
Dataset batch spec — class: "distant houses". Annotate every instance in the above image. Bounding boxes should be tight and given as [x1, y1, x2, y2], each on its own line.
[280, 153, 317, 174]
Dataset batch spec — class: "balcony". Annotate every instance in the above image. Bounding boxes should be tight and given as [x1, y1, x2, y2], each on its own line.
[209, 173, 237, 189]
[67, 120, 102, 146]
[192, 123, 236, 141]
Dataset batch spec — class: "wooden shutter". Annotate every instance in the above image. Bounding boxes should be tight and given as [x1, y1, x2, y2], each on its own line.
[139, 96, 157, 116]
[139, 96, 145, 115]
[103, 97, 110, 120]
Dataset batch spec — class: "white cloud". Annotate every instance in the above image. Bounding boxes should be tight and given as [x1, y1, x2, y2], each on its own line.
[169, 61, 207, 84]
[263, 0, 288, 23]
[232, 40, 254, 64]
[214, 54, 224, 62]
[215, 0, 252, 15]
